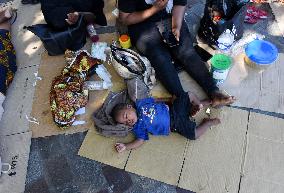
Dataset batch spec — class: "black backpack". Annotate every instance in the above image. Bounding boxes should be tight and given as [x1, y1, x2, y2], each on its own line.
[198, 0, 244, 47]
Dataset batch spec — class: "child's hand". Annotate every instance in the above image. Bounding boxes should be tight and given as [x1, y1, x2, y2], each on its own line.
[115, 143, 126, 153]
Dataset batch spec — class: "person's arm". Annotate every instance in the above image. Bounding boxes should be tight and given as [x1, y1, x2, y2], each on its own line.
[115, 139, 145, 153]
[119, 0, 168, 25]
[171, 5, 186, 41]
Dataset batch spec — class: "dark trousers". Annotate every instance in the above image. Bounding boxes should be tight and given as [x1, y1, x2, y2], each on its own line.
[129, 20, 218, 97]
[40, 0, 107, 30]
[170, 92, 196, 140]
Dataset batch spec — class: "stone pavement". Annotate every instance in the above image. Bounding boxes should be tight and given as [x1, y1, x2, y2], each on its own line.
[0, 0, 283, 193]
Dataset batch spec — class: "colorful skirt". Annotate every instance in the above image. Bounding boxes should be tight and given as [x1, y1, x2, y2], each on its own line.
[0, 29, 16, 95]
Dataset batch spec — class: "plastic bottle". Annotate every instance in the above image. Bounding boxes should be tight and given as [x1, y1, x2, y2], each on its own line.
[87, 24, 99, 43]
[84, 81, 112, 90]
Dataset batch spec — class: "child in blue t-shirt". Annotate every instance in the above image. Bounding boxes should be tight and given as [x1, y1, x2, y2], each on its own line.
[112, 92, 220, 153]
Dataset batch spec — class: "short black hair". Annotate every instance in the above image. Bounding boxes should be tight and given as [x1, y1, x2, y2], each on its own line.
[111, 103, 129, 122]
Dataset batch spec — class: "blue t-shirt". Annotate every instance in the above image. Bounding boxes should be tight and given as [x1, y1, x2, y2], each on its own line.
[133, 97, 170, 140]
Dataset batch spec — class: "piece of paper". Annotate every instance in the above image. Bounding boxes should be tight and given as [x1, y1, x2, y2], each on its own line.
[75, 107, 86, 116]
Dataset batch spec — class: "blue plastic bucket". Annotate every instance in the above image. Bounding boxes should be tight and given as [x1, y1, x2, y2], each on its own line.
[245, 40, 278, 69]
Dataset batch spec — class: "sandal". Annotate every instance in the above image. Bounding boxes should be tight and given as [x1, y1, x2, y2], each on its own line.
[247, 5, 268, 19]
[244, 12, 258, 24]
[21, 0, 39, 5]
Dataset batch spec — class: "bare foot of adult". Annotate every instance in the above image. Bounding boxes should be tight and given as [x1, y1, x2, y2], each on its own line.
[188, 92, 203, 117]
[211, 91, 236, 108]
[201, 99, 212, 109]
[201, 118, 221, 127]
[195, 118, 221, 138]
[0, 8, 12, 23]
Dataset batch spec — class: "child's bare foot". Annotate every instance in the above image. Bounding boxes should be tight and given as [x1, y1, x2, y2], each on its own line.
[211, 91, 236, 108]
[190, 99, 212, 117]
[201, 99, 212, 108]
[195, 118, 221, 138]
[188, 92, 203, 117]
[201, 118, 221, 127]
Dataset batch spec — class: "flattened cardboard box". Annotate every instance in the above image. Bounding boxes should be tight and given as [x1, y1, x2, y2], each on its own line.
[0, 131, 32, 193]
[30, 33, 120, 138]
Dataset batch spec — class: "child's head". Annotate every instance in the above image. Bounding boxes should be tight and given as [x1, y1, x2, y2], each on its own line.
[112, 103, 137, 127]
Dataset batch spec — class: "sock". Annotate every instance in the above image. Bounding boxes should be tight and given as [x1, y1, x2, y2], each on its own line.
[0, 92, 5, 121]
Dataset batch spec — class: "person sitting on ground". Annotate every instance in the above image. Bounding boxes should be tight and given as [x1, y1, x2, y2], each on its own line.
[0, 8, 17, 121]
[112, 92, 221, 153]
[118, 0, 236, 112]
[40, 0, 107, 30]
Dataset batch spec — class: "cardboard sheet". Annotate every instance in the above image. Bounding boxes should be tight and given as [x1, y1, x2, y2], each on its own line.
[178, 107, 249, 193]
[239, 112, 284, 193]
[0, 131, 32, 193]
[0, 65, 38, 136]
[125, 133, 188, 186]
[30, 52, 89, 138]
[78, 128, 134, 169]
[30, 33, 120, 138]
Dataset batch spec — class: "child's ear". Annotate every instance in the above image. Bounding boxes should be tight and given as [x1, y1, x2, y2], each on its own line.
[126, 104, 132, 109]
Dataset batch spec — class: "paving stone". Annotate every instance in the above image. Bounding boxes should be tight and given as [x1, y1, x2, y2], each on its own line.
[187, 3, 205, 17]
[0, 131, 32, 193]
[184, 11, 202, 41]
[187, 0, 205, 7]
[176, 187, 195, 193]
[125, 174, 179, 193]
[26, 132, 191, 193]
[45, 155, 73, 188]
[102, 165, 133, 193]
[25, 177, 50, 193]
[25, 143, 44, 185]
[97, 189, 109, 193]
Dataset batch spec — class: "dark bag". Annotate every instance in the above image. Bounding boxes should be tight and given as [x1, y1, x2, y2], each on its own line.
[198, 0, 245, 47]
[25, 15, 87, 56]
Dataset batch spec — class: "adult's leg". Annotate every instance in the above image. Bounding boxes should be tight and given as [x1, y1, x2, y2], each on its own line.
[130, 22, 185, 97]
[171, 21, 218, 96]
[40, 0, 75, 30]
[171, 21, 236, 106]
